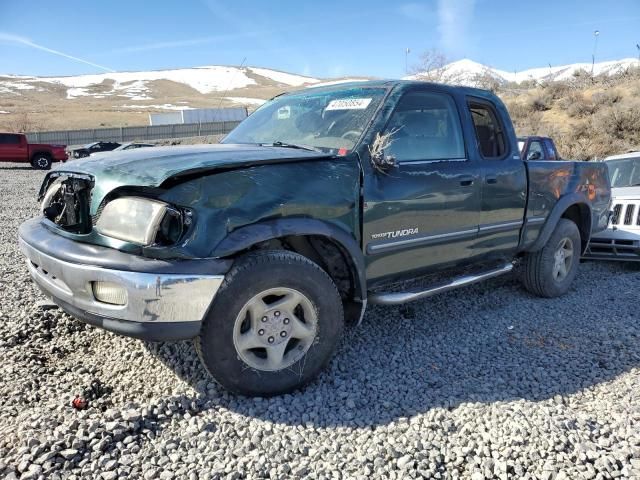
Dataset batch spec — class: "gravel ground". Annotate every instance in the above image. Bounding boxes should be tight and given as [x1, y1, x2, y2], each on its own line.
[1, 162, 639, 480]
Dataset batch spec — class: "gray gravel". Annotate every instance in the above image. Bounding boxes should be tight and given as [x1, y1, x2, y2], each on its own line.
[1, 162, 639, 480]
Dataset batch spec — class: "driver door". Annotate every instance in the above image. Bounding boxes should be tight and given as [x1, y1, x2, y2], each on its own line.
[362, 89, 481, 284]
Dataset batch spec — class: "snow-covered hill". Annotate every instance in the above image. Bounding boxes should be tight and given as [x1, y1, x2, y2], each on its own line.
[408, 58, 640, 85]
[0, 66, 320, 100]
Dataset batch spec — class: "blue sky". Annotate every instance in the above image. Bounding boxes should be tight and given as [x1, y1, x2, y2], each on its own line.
[1, 0, 639, 78]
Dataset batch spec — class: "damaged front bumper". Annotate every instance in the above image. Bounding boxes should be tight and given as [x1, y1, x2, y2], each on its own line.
[18, 218, 229, 341]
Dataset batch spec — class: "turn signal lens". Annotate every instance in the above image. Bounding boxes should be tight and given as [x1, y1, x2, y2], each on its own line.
[92, 281, 127, 306]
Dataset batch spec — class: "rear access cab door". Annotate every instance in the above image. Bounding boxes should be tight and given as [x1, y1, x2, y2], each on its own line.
[466, 96, 527, 262]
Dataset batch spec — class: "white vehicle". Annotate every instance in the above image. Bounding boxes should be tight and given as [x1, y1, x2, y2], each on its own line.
[585, 152, 640, 261]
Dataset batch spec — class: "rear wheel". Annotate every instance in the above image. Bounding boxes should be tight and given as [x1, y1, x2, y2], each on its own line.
[521, 218, 581, 298]
[195, 250, 344, 396]
[31, 154, 52, 170]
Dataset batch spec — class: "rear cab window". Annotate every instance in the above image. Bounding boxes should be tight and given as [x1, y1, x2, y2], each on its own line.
[468, 99, 507, 159]
[526, 140, 545, 160]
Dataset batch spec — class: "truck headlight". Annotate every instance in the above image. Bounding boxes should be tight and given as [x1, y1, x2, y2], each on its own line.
[96, 197, 169, 246]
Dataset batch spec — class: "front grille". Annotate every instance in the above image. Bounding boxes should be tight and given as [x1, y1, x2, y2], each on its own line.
[610, 201, 640, 227]
[624, 204, 636, 225]
[612, 204, 622, 224]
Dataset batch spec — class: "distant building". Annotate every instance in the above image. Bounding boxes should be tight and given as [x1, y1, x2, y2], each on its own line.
[149, 107, 248, 126]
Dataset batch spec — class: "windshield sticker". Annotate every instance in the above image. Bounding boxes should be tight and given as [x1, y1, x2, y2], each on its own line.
[325, 98, 372, 111]
[277, 106, 291, 119]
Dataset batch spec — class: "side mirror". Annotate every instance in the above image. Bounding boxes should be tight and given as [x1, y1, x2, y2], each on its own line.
[369, 132, 397, 172]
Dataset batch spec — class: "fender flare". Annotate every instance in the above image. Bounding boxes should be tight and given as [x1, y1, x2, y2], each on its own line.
[527, 192, 592, 252]
[212, 218, 367, 302]
[29, 150, 53, 162]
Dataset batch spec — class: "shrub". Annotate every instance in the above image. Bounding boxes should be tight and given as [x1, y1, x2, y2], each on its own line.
[528, 94, 551, 112]
[565, 94, 596, 118]
[543, 81, 571, 100]
[504, 100, 529, 121]
[594, 103, 640, 140]
[592, 90, 622, 108]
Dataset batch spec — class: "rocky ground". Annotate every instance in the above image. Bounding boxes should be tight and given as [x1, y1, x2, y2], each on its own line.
[0, 162, 639, 480]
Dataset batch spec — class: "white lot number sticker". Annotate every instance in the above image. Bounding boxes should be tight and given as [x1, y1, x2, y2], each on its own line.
[277, 106, 291, 119]
[325, 98, 372, 111]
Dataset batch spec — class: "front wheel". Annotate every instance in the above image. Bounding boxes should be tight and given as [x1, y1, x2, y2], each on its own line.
[521, 218, 581, 298]
[195, 250, 344, 396]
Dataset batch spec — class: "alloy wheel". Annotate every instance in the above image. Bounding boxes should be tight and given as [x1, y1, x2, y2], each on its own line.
[232, 287, 318, 371]
[552, 237, 574, 281]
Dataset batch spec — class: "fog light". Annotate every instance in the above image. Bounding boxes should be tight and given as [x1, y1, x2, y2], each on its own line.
[92, 281, 127, 305]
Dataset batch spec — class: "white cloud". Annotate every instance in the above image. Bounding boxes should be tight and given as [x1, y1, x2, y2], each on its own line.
[398, 1, 476, 56]
[436, 0, 477, 55]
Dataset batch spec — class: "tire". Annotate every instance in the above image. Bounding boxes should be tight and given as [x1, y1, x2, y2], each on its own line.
[521, 218, 581, 298]
[195, 250, 344, 396]
[32, 154, 52, 170]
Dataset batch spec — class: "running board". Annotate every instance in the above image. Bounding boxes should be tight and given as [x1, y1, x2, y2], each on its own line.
[369, 263, 514, 305]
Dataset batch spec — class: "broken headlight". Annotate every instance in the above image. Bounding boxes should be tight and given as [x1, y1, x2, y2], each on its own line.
[96, 197, 183, 246]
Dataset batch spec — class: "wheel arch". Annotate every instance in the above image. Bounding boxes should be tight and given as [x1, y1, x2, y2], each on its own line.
[211, 218, 367, 307]
[527, 193, 592, 254]
[30, 150, 53, 162]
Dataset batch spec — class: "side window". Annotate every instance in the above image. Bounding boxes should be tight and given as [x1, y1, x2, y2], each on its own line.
[468, 101, 506, 159]
[526, 141, 544, 160]
[544, 139, 558, 160]
[383, 91, 465, 162]
[0, 134, 20, 144]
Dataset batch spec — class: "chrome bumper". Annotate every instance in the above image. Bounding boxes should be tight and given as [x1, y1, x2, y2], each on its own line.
[19, 237, 224, 324]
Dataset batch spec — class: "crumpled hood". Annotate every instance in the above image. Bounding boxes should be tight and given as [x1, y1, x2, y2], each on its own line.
[46, 144, 333, 214]
[62, 143, 332, 186]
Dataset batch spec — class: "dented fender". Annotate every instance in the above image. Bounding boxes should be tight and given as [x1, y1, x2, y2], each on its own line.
[156, 158, 362, 261]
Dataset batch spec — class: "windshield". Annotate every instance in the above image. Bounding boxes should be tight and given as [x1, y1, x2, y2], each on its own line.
[605, 157, 640, 188]
[222, 86, 387, 153]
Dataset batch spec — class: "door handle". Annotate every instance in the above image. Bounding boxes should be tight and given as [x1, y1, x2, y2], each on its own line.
[485, 176, 498, 184]
[459, 176, 474, 187]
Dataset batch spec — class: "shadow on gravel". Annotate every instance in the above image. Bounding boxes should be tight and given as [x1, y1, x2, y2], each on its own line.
[0, 166, 36, 171]
[145, 261, 640, 428]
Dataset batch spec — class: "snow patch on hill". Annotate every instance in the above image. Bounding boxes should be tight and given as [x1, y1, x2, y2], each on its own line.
[408, 58, 640, 86]
[225, 96, 267, 106]
[118, 104, 196, 110]
[247, 67, 318, 86]
[0, 66, 319, 99]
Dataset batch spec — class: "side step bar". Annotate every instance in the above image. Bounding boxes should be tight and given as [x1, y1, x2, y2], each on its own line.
[369, 263, 514, 305]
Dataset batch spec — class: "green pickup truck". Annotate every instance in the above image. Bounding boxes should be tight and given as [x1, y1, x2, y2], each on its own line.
[19, 81, 611, 396]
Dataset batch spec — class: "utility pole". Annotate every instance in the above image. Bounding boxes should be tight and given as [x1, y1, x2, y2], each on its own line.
[636, 43, 640, 64]
[591, 30, 600, 76]
[405, 47, 410, 76]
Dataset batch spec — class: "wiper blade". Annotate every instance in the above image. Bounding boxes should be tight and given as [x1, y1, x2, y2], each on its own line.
[264, 141, 321, 152]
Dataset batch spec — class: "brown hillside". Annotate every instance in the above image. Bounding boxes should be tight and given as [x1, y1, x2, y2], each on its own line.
[500, 68, 640, 160]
